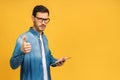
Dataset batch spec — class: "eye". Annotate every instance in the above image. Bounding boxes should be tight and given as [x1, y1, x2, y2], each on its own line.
[35, 17, 50, 24]
[38, 18, 43, 20]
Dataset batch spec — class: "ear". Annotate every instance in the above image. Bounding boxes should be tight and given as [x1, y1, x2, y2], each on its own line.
[31, 15, 35, 22]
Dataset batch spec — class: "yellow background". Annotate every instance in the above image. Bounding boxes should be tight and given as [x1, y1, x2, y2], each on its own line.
[0, 0, 120, 80]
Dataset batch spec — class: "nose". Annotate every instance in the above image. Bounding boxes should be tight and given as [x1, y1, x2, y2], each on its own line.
[41, 20, 46, 25]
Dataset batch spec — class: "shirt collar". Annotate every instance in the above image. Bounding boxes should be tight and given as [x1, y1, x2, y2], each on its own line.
[29, 27, 44, 37]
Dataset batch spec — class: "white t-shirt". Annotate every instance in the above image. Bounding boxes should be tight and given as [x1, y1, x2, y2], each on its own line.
[40, 34, 48, 80]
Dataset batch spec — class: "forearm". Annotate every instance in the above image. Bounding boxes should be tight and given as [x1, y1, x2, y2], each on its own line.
[10, 53, 24, 69]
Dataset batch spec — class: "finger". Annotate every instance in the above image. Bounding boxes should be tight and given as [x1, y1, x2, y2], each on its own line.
[24, 43, 31, 47]
[24, 47, 31, 51]
[25, 50, 31, 53]
[23, 44, 31, 49]
[24, 51, 31, 53]
[24, 49, 31, 53]
[24, 45, 31, 48]
[61, 58, 66, 62]
[23, 36, 26, 44]
[56, 62, 60, 66]
[56, 62, 62, 66]
[57, 60, 63, 66]
[58, 58, 65, 63]
[25, 43, 31, 46]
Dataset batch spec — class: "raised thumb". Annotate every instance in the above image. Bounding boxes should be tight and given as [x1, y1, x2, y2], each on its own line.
[23, 36, 26, 44]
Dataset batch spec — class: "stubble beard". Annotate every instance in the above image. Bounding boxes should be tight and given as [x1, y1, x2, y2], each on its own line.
[33, 23, 46, 34]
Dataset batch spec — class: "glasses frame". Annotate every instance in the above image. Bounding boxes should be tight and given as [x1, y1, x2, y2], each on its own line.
[35, 16, 50, 24]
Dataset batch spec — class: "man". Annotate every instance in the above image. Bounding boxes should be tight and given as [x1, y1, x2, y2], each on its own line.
[10, 5, 66, 80]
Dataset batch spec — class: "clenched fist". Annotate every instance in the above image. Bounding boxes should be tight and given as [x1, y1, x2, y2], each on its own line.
[21, 36, 31, 53]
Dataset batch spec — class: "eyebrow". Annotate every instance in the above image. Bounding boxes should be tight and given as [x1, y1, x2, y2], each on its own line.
[36, 17, 49, 19]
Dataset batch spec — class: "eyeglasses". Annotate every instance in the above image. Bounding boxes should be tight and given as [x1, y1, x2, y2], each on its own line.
[35, 17, 50, 24]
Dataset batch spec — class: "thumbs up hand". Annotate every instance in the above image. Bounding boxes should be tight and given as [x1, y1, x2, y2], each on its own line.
[21, 36, 31, 54]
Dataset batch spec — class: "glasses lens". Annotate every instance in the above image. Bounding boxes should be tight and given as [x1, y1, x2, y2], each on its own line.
[36, 17, 50, 24]
[44, 18, 50, 23]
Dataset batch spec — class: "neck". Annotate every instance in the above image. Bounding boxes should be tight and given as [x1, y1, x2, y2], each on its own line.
[32, 26, 43, 34]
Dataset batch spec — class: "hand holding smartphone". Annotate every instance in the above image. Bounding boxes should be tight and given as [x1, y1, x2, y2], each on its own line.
[51, 57, 71, 66]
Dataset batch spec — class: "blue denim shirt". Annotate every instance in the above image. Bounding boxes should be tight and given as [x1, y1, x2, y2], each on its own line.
[10, 27, 57, 80]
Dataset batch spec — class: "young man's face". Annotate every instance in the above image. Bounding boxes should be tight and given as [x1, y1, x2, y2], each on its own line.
[32, 12, 50, 33]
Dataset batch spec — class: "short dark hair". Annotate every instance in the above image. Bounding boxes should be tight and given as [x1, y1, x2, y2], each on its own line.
[32, 5, 49, 17]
